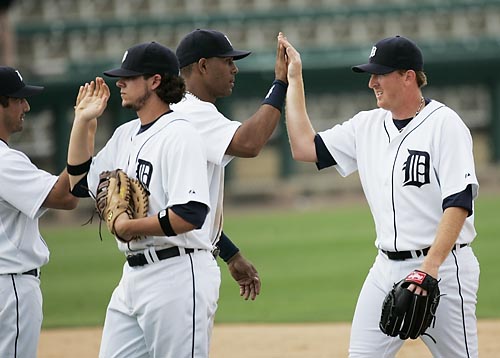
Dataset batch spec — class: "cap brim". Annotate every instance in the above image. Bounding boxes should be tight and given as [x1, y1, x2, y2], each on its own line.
[352, 63, 395, 75]
[9, 85, 44, 98]
[220, 50, 251, 61]
[103, 68, 144, 78]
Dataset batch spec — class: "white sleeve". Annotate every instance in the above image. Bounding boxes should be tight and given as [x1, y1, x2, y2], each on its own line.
[435, 111, 479, 200]
[318, 118, 358, 177]
[0, 150, 57, 219]
[191, 108, 241, 166]
[163, 121, 211, 209]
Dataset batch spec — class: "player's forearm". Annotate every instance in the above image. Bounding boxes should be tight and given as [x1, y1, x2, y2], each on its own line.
[285, 76, 317, 162]
[227, 106, 281, 158]
[67, 117, 94, 188]
[42, 169, 79, 210]
[421, 206, 468, 276]
[115, 209, 199, 241]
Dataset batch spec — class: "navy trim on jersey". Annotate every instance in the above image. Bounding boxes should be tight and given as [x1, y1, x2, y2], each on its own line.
[390, 103, 445, 251]
[188, 253, 196, 358]
[443, 185, 473, 216]
[171, 201, 208, 229]
[10, 275, 20, 358]
[451, 250, 472, 358]
[393, 117, 413, 131]
[137, 110, 173, 134]
[314, 134, 337, 170]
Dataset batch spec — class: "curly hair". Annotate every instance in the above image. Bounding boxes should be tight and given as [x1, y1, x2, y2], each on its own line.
[144, 73, 186, 104]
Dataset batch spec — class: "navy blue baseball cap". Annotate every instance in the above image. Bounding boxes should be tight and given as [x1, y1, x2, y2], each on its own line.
[352, 35, 423, 75]
[176, 29, 251, 68]
[104, 41, 180, 78]
[0, 66, 44, 97]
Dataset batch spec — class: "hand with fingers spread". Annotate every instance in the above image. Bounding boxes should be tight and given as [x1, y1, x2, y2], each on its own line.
[227, 252, 261, 301]
[74, 77, 110, 122]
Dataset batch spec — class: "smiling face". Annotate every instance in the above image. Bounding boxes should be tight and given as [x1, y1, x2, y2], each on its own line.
[368, 71, 407, 112]
[0, 97, 30, 139]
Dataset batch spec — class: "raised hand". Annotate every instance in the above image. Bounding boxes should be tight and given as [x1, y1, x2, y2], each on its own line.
[75, 77, 110, 122]
[275, 32, 288, 83]
[278, 32, 303, 81]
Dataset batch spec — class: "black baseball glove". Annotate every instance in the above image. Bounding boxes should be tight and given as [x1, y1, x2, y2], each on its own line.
[379, 270, 440, 340]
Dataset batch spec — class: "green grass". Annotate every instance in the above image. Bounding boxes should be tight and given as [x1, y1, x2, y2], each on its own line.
[39, 193, 500, 328]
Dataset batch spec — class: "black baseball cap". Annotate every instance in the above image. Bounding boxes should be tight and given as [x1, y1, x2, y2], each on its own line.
[352, 35, 423, 75]
[104, 41, 180, 78]
[0, 66, 44, 98]
[176, 29, 251, 68]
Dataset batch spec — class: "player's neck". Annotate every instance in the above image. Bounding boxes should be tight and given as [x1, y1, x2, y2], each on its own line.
[392, 94, 425, 120]
[185, 83, 216, 104]
[136, 100, 171, 126]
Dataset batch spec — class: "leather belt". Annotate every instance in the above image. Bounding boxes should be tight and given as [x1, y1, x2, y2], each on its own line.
[127, 247, 195, 267]
[382, 243, 469, 261]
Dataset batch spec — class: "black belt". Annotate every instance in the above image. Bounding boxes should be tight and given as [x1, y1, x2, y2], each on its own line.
[23, 268, 39, 277]
[127, 247, 195, 267]
[382, 243, 468, 261]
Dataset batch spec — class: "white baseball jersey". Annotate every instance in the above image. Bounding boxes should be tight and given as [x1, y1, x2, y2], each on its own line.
[318, 99, 480, 357]
[172, 93, 241, 245]
[92, 111, 220, 358]
[87, 112, 212, 252]
[0, 140, 57, 358]
[319, 99, 478, 251]
[0, 141, 57, 273]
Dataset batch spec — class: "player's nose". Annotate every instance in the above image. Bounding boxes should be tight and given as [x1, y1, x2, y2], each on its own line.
[22, 98, 30, 112]
[368, 75, 378, 89]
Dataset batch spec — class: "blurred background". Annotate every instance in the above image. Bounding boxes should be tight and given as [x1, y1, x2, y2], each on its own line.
[2, 0, 500, 212]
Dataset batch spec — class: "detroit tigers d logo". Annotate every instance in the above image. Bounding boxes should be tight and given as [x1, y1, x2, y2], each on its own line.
[402, 150, 430, 188]
[136, 159, 153, 190]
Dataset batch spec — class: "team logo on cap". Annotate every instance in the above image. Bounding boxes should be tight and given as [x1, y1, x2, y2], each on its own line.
[15, 70, 23, 82]
[122, 50, 128, 63]
[369, 46, 377, 58]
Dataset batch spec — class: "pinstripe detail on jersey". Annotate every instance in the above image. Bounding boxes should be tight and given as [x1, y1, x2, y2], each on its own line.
[451, 249, 472, 358]
[188, 252, 196, 358]
[10, 275, 20, 358]
[390, 105, 445, 251]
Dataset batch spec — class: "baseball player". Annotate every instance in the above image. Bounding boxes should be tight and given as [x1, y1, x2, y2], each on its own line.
[279, 33, 480, 357]
[0, 66, 78, 357]
[67, 42, 219, 357]
[173, 29, 288, 300]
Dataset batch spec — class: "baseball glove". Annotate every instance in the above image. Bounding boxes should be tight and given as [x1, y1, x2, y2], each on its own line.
[95, 169, 149, 242]
[379, 270, 440, 340]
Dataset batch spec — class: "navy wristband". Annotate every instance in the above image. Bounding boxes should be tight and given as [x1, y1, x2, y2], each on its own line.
[217, 231, 240, 263]
[158, 209, 177, 236]
[67, 157, 92, 176]
[261, 79, 287, 112]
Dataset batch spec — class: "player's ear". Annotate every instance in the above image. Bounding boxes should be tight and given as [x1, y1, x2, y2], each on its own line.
[150, 74, 162, 90]
[196, 58, 209, 74]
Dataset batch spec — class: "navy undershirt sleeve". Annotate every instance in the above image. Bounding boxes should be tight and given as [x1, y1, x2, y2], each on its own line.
[170, 201, 209, 229]
[442, 184, 473, 217]
[314, 134, 337, 170]
[71, 175, 91, 198]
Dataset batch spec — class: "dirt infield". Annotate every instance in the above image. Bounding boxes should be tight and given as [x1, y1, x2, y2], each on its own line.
[38, 320, 499, 357]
